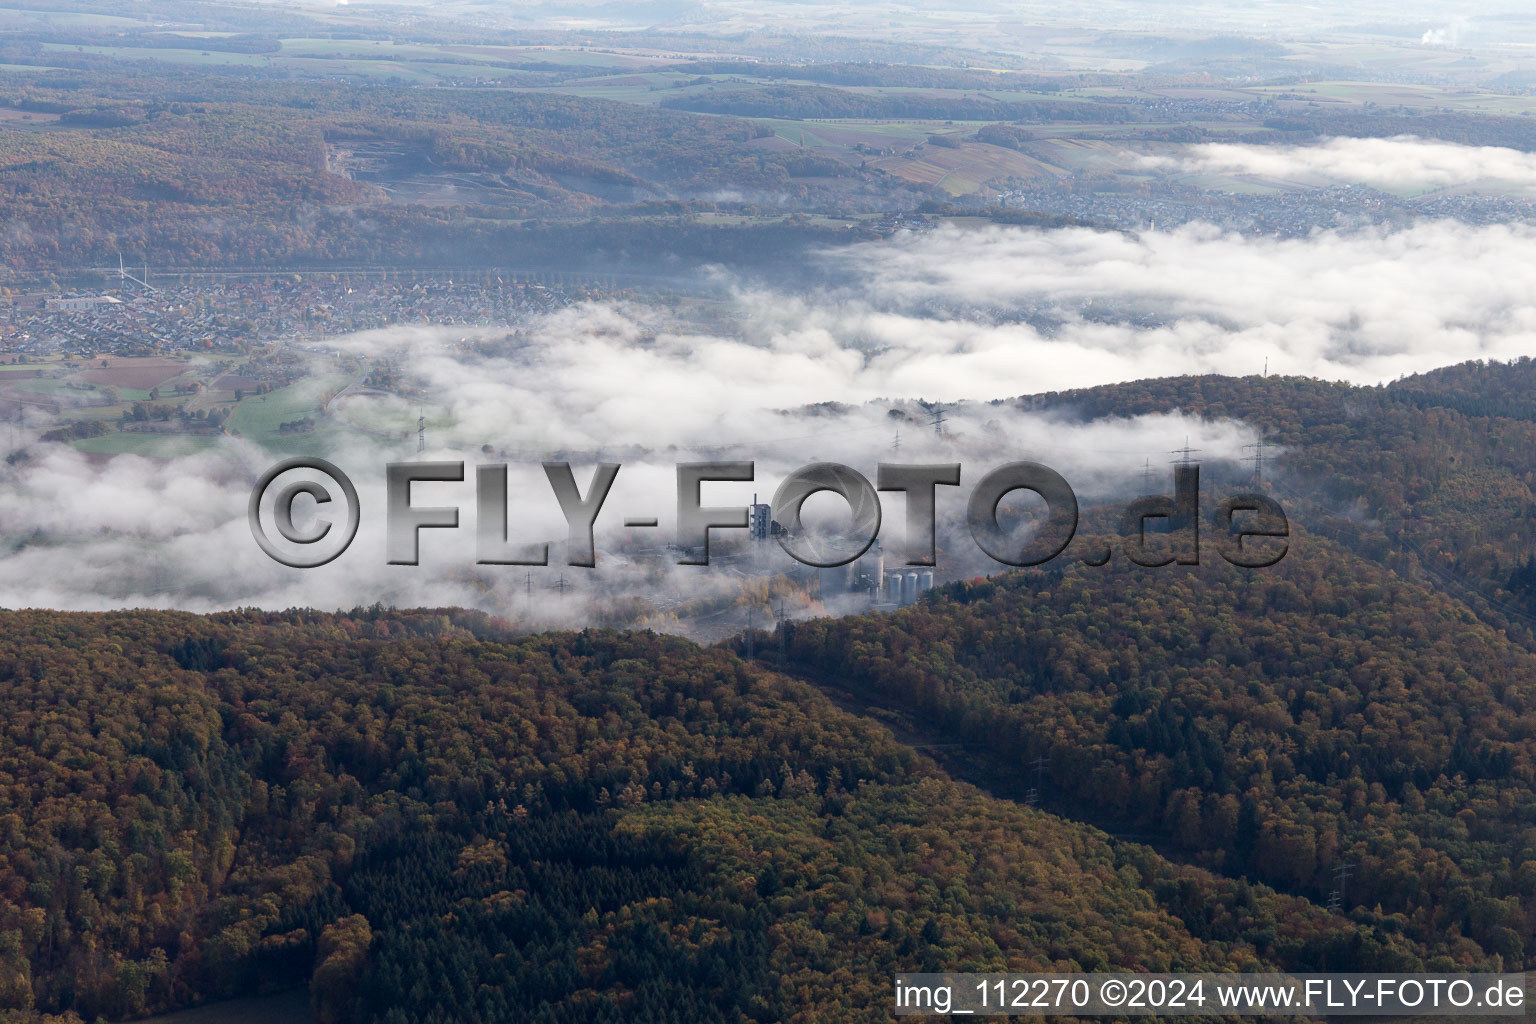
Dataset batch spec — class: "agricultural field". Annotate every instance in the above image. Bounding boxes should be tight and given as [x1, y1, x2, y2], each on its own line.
[0, 346, 431, 460]
[0, 6, 142, 29]
[0, 357, 190, 405]
[880, 142, 1050, 193]
[1248, 80, 1536, 116]
[225, 373, 357, 453]
[70, 432, 224, 458]
[38, 43, 273, 67]
[24, 34, 694, 85]
[78, 357, 194, 391]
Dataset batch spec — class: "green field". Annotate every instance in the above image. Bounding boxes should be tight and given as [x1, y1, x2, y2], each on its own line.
[278, 38, 465, 59]
[0, 7, 144, 28]
[226, 374, 351, 445]
[32, 35, 641, 82]
[4, 378, 158, 400]
[1248, 79, 1536, 115]
[65, 404, 137, 422]
[9, 378, 75, 395]
[221, 374, 384, 455]
[24, 381, 158, 401]
[72, 432, 224, 458]
[484, 46, 654, 69]
[39, 42, 271, 67]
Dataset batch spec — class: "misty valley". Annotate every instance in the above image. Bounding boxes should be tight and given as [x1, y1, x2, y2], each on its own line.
[2, 0, 1536, 1022]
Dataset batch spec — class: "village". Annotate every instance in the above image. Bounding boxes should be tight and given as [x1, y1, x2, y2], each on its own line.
[0, 272, 614, 456]
[0, 272, 603, 358]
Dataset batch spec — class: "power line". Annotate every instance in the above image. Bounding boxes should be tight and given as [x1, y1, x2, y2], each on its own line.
[116, 253, 158, 294]
[1243, 438, 1271, 482]
[1026, 755, 1049, 807]
[1333, 861, 1355, 911]
[777, 598, 787, 661]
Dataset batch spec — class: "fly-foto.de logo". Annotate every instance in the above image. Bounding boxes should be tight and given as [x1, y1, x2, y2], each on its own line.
[248, 458, 1289, 571]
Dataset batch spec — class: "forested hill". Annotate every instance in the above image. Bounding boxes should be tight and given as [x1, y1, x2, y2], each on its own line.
[768, 528, 1535, 969]
[0, 69, 909, 270]
[0, 607, 1400, 1024]
[747, 359, 1536, 972]
[1015, 357, 1536, 649]
[9, 361, 1536, 1021]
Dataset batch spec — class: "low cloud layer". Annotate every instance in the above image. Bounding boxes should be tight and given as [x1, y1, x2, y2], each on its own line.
[1140, 136, 1536, 193]
[9, 214, 1536, 618]
[832, 218, 1536, 384]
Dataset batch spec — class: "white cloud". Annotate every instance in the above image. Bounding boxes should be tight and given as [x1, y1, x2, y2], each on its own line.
[1421, 18, 1469, 46]
[1139, 136, 1536, 193]
[13, 214, 1536, 616]
[832, 219, 1536, 384]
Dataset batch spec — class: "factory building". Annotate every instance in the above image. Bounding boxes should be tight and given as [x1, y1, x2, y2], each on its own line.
[882, 568, 934, 608]
[45, 295, 122, 313]
[749, 503, 932, 610]
[848, 540, 885, 596]
[749, 496, 774, 542]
